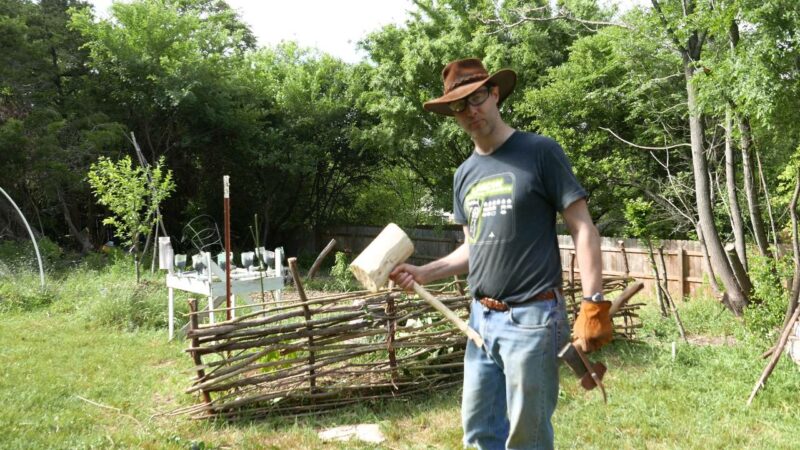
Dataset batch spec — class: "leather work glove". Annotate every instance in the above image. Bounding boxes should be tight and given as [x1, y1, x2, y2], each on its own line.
[572, 300, 613, 353]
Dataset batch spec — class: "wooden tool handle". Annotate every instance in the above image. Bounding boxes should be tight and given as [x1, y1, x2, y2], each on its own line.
[412, 282, 484, 348]
[609, 281, 644, 317]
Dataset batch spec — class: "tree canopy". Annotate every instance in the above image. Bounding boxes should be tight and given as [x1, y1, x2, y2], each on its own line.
[3, 0, 800, 315]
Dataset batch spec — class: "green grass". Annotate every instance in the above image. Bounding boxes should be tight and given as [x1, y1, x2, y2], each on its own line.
[1, 256, 799, 449]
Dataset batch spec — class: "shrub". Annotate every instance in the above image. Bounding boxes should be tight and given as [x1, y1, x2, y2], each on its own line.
[744, 252, 792, 341]
[327, 251, 357, 292]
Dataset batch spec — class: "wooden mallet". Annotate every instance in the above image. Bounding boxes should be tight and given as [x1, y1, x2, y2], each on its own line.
[349, 223, 484, 348]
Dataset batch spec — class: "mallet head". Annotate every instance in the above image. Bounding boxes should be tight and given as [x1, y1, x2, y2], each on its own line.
[349, 223, 415, 292]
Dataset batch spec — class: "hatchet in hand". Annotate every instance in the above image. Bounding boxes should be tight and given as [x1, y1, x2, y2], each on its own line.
[558, 281, 644, 403]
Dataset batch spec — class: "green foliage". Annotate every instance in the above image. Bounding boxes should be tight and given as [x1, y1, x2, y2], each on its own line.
[348, 167, 447, 227]
[87, 155, 175, 249]
[623, 198, 656, 238]
[327, 251, 357, 292]
[744, 252, 793, 341]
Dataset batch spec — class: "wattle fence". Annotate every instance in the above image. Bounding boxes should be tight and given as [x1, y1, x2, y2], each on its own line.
[324, 225, 712, 301]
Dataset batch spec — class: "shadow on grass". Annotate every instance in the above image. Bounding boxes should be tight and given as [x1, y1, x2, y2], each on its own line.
[203, 381, 462, 430]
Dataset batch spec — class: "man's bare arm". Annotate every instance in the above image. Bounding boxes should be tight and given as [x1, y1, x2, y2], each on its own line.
[390, 226, 470, 289]
[562, 198, 603, 297]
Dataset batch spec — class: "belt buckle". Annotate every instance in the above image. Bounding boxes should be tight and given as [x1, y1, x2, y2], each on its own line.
[480, 297, 508, 312]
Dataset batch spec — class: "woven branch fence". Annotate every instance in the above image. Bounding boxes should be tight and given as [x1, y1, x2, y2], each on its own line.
[175, 276, 642, 420]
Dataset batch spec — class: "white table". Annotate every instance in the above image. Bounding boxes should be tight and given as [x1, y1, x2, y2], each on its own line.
[165, 248, 284, 339]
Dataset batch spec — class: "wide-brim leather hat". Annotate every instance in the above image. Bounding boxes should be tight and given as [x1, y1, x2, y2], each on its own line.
[423, 58, 516, 116]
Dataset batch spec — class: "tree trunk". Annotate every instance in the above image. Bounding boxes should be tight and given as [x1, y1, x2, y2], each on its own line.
[685, 61, 748, 315]
[696, 222, 721, 295]
[784, 170, 800, 330]
[737, 113, 770, 257]
[756, 150, 780, 255]
[56, 186, 94, 254]
[725, 108, 748, 271]
[134, 240, 141, 284]
[647, 240, 668, 317]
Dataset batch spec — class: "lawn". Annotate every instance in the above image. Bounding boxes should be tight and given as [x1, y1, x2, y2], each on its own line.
[1, 257, 799, 449]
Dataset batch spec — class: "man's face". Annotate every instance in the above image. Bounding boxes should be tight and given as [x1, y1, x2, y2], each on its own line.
[451, 85, 501, 140]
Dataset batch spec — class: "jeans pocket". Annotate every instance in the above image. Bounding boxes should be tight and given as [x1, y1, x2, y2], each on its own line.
[508, 299, 556, 330]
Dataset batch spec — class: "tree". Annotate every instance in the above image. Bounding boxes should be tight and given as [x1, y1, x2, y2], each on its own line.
[0, 0, 123, 252]
[360, 0, 592, 211]
[87, 155, 175, 281]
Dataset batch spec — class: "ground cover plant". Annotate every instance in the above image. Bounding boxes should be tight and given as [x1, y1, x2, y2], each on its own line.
[1, 251, 798, 449]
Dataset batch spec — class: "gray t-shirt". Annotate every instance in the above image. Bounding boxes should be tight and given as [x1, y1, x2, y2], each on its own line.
[453, 131, 587, 304]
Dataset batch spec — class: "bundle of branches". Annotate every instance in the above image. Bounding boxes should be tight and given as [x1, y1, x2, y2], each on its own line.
[176, 277, 641, 419]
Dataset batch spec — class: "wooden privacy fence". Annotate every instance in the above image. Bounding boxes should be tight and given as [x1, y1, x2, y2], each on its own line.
[326, 225, 711, 300]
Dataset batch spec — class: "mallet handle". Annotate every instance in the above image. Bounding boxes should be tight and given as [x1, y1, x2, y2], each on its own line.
[412, 282, 484, 348]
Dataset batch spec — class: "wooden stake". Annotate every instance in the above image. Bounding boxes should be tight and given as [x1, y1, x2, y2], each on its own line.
[747, 304, 800, 405]
[288, 257, 317, 394]
[223, 176, 232, 321]
[307, 239, 337, 280]
[188, 299, 213, 412]
[617, 241, 630, 280]
[647, 241, 667, 317]
[658, 246, 687, 342]
[386, 294, 399, 386]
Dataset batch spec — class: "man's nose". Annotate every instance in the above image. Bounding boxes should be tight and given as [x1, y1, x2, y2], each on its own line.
[466, 102, 481, 115]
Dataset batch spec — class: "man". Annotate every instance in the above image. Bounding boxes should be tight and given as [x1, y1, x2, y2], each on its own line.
[389, 58, 612, 449]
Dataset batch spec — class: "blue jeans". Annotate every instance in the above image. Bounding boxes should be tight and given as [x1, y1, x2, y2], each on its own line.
[462, 292, 570, 450]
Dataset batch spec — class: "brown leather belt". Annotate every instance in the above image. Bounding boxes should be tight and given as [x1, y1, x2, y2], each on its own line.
[478, 289, 559, 312]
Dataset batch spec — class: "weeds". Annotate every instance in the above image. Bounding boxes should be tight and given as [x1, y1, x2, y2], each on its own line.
[326, 251, 358, 292]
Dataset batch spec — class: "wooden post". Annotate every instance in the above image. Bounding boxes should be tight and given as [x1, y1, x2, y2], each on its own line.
[168, 287, 175, 340]
[386, 294, 399, 387]
[617, 240, 630, 280]
[307, 238, 337, 280]
[678, 246, 687, 300]
[453, 275, 466, 296]
[647, 241, 667, 317]
[188, 299, 213, 412]
[658, 246, 687, 342]
[725, 243, 754, 296]
[288, 257, 316, 394]
[223, 176, 232, 321]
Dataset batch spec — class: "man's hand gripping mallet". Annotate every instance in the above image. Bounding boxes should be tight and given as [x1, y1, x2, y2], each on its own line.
[348, 223, 484, 349]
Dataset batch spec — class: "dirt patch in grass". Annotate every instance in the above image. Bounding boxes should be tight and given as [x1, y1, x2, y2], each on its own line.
[687, 335, 738, 346]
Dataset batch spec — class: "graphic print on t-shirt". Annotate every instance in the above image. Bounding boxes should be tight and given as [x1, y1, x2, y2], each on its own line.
[464, 173, 515, 245]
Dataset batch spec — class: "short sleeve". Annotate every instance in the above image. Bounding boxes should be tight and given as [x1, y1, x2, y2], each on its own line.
[539, 140, 587, 211]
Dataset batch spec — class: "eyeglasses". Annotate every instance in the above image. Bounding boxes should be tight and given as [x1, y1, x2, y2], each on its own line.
[448, 86, 492, 113]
